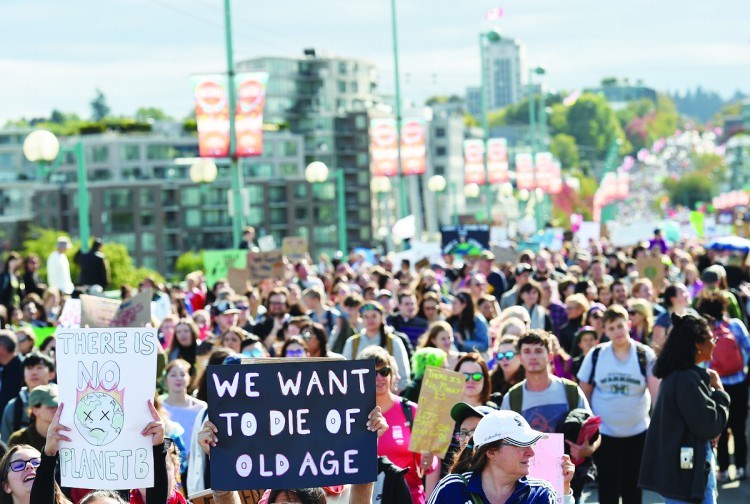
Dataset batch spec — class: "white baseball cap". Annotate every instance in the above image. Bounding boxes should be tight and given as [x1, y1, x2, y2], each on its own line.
[473, 410, 548, 448]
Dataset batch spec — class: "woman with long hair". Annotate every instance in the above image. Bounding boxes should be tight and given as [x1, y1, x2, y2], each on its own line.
[627, 298, 653, 345]
[0, 444, 68, 504]
[639, 313, 729, 503]
[652, 283, 693, 351]
[0, 253, 22, 316]
[446, 291, 489, 354]
[168, 318, 199, 371]
[454, 353, 494, 408]
[517, 282, 553, 332]
[489, 336, 525, 399]
[420, 321, 462, 369]
[417, 292, 443, 324]
[279, 336, 308, 358]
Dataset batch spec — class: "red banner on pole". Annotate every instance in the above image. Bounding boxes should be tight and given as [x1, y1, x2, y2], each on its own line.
[534, 152, 554, 192]
[370, 118, 399, 177]
[464, 139, 486, 185]
[401, 118, 427, 175]
[487, 138, 509, 184]
[515, 153, 534, 190]
[234, 72, 268, 157]
[193, 75, 230, 158]
[549, 161, 563, 195]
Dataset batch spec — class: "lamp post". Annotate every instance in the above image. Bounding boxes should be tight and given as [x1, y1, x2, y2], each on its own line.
[23, 130, 90, 253]
[479, 29, 502, 226]
[222, 0, 245, 248]
[527, 66, 546, 229]
[427, 174, 458, 226]
[306, 162, 347, 254]
[389, 0, 409, 219]
[371, 176, 394, 252]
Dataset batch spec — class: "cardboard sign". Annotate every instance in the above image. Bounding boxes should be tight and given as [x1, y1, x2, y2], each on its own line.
[440, 225, 490, 255]
[111, 289, 152, 328]
[203, 250, 248, 288]
[408, 367, 465, 457]
[56, 328, 159, 489]
[189, 489, 264, 504]
[208, 360, 377, 491]
[282, 237, 308, 263]
[491, 246, 521, 265]
[258, 235, 277, 253]
[637, 255, 666, 289]
[227, 267, 250, 294]
[247, 250, 284, 281]
[80, 295, 121, 328]
[528, 433, 565, 503]
[57, 299, 82, 328]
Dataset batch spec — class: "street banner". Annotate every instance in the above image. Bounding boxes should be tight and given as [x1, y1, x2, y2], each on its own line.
[637, 255, 666, 289]
[58, 299, 82, 329]
[234, 72, 268, 157]
[528, 433, 565, 503]
[207, 360, 377, 491]
[441, 225, 490, 255]
[487, 138, 509, 184]
[202, 250, 248, 288]
[409, 367, 464, 457]
[400, 118, 427, 175]
[80, 295, 121, 328]
[549, 161, 563, 195]
[534, 152, 554, 192]
[464, 139, 486, 185]
[515, 153, 534, 191]
[56, 328, 158, 489]
[193, 75, 230, 158]
[369, 118, 398, 177]
[282, 236, 309, 263]
[111, 289, 152, 328]
[247, 250, 285, 281]
[227, 268, 250, 294]
[484, 7, 503, 20]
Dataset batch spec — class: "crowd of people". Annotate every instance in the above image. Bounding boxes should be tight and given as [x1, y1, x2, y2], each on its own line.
[0, 228, 748, 503]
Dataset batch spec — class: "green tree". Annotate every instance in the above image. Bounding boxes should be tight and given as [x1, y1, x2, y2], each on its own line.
[663, 173, 713, 209]
[175, 251, 204, 280]
[566, 93, 629, 159]
[90, 89, 111, 121]
[135, 107, 172, 123]
[550, 133, 580, 169]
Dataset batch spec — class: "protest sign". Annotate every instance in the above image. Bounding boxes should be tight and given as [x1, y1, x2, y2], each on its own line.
[203, 250, 248, 288]
[227, 267, 250, 294]
[247, 250, 284, 281]
[56, 328, 159, 489]
[189, 489, 264, 504]
[258, 235, 277, 252]
[441, 225, 490, 255]
[282, 236, 308, 263]
[491, 246, 521, 265]
[57, 298, 81, 328]
[637, 255, 666, 288]
[80, 295, 121, 328]
[528, 433, 565, 503]
[576, 221, 601, 247]
[111, 289, 152, 328]
[408, 367, 465, 457]
[208, 359, 377, 491]
[32, 326, 56, 346]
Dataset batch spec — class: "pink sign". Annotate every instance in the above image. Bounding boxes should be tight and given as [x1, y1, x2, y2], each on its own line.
[528, 433, 565, 503]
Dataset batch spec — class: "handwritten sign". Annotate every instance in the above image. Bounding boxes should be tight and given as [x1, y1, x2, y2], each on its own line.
[80, 295, 121, 328]
[111, 289, 152, 327]
[57, 299, 82, 328]
[258, 235, 277, 252]
[203, 250, 248, 288]
[208, 360, 377, 491]
[247, 250, 284, 281]
[56, 328, 159, 489]
[408, 367, 465, 457]
[227, 268, 250, 294]
[491, 246, 521, 265]
[528, 433, 565, 503]
[637, 255, 666, 289]
[188, 489, 264, 504]
[282, 236, 308, 263]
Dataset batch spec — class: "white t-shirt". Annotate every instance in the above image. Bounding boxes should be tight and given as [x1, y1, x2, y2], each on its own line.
[500, 376, 590, 433]
[576, 340, 656, 437]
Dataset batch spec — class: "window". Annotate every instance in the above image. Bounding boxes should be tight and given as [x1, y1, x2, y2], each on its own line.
[141, 212, 154, 227]
[280, 141, 298, 157]
[184, 209, 201, 227]
[103, 189, 133, 209]
[141, 232, 157, 251]
[246, 185, 264, 204]
[435, 127, 446, 138]
[295, 207, 308, 221]
[436, 146, 447, 156]
[314, 205, 335, 221]
[120, 145, 140, 161]
[246, 207, 263, 226]
[91, 146, 109, 163]
[109, 211, 134, 232]
[268, 187, 286, 201]
[338, 81, 347, 93]
[270, 208, 286, 225]
[294, 184, 308, 199]
[280, 163, 298, 177]
[338, 62, 348, 75]
[91, 169, 113, 181]
[181, 187, 201, 206]
[245, 163, 273, 178]
[141, 256, 158, 270]
[351, 82, 358, 93]
[146, 144, 177, 160]
[355, 115, 366, 130]
[312, 183, 335, 200]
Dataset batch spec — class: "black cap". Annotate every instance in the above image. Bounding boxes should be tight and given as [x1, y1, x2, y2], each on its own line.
[450, 402, 495, 424]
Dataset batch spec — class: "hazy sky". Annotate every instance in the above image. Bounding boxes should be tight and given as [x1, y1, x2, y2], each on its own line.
[2, 0, 749, 124]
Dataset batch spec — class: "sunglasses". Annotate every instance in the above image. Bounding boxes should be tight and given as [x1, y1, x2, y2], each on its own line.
[456, 429, 475, 441]
[285, 349, 305, 357]
[9, 458, 41, 472]
[463, 372, 484, 382]
[376, 366, 392, 377]
[497, 351, 516, 361]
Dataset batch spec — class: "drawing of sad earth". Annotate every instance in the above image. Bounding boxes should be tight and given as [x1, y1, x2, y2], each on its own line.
[74, 392, 124, 446]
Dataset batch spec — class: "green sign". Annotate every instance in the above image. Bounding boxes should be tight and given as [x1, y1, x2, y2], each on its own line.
[202, 250, 248, 287]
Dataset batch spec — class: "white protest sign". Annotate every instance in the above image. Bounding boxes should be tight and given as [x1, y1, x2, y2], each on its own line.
[57, 299, 81, 328]
[56, 328, 159, 489]
[528, 433, 565, 503]
[258, 235, 277, 252]
[576, 221, 600, 248]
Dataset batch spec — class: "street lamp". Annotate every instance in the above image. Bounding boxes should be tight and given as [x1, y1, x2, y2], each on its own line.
[389, 0, 409, 219]
[528, 65, 546, 229]
[306, 162, 347, 254]
[371, 176, 393, 252]
[23, 130, 90, 253]
[428, 175, 458, 225]
[189, 158, 218, 184]
[464, 183, 481, 199]
[479, 28, 503, 226]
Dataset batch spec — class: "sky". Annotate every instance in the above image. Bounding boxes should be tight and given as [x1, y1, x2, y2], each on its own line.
[2, 0, 749, 124]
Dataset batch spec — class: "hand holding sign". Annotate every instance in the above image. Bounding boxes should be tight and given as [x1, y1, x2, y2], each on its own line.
[44, 403, 73, 456]
[141, 400, 165, 446]
[562, 454, 575, 496]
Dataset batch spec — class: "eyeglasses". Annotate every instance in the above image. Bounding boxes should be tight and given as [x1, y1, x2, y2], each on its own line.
[236, 305, 249, 310]
[456, 429, 475, 441]
[285, 349, 305, 357]
[497, 351, 516, 361]
[9, 458, 41, 472]
[376, 366, 392, 377]
[463, 372, 484, 382]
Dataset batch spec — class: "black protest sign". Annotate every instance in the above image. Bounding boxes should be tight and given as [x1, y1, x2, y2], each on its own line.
[440, 225, 490, 255]
[208, 360, 377, 491]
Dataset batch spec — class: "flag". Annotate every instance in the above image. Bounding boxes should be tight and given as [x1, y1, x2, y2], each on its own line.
[484, 7, 503, 20]
[563, 89, 581, 107]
